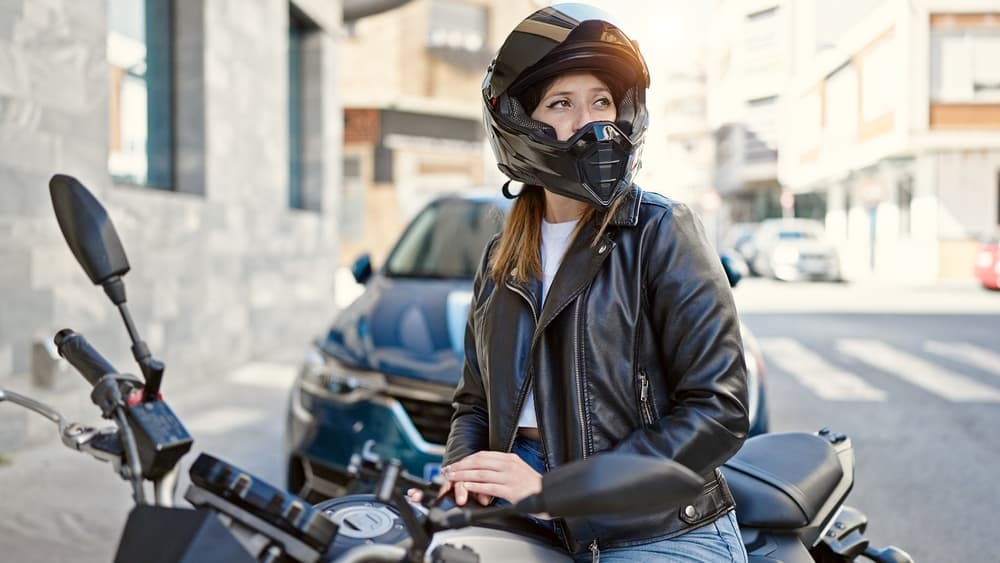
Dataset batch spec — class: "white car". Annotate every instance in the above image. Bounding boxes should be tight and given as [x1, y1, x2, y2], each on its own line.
[749, 218, 841, 282]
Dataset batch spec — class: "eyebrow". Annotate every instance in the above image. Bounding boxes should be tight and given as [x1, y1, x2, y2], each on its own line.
[544, 87, 612, 99]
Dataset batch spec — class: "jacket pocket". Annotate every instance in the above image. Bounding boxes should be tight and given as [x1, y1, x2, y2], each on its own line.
[637, 370, 657, 426]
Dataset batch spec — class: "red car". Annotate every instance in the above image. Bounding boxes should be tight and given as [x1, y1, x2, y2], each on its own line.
[975, 231, 1000, 290]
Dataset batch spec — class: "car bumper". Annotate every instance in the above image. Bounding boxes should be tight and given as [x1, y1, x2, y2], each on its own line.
[286, 380, 446, 500]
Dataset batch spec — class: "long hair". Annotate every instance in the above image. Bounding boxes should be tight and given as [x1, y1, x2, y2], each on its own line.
[490, 187, 627, 284]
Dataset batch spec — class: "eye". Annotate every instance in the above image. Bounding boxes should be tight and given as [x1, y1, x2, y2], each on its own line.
[545, 99, 570, 109]
[594, 97, 613, 109]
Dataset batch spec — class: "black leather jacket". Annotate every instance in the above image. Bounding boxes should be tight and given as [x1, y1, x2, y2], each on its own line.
[443, 187, 749, 554]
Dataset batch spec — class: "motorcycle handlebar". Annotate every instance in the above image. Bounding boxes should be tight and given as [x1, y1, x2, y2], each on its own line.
[54, 329, 119, 387]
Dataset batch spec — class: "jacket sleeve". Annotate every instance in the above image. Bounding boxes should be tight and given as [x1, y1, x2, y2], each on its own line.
[611, 202, 749, 477]
[442, 236, 497, 466]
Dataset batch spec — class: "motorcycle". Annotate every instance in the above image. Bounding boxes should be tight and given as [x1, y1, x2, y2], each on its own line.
[0, 174, 912, 563]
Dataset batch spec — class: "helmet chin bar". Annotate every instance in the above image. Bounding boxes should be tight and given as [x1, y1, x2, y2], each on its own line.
[567, 121, 634, 209]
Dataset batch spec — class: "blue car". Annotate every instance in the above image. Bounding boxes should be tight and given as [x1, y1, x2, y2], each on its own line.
[285, 193, 768, 501]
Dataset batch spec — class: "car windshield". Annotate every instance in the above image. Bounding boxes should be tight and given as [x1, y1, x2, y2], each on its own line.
[384, 199, 504, 279]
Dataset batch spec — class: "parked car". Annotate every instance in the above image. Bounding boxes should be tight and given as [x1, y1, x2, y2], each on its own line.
[749, 218, 841, 282]
[722, 222, 761, 272]
[285, 193, 769, 502]
[974, 230, 1000, 290]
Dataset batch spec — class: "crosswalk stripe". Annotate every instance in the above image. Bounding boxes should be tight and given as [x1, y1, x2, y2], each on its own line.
[923, 341, 1000, 379]
[838, 339, 1000, 403]
[758, 338, 887, 401]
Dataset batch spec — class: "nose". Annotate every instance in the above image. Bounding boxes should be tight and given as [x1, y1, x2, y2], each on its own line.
[571, 106, 595, 136]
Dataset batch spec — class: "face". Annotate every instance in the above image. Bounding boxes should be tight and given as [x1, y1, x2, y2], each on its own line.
[529, 72, 617, 142]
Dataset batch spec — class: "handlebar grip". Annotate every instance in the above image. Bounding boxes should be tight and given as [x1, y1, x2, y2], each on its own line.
[54, 329, 119, 387]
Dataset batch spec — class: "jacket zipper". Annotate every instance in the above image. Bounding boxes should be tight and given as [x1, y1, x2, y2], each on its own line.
[573, 299, 589, 458]
[505, 281, 539, 455]
[589, 539, 600, 563]
[639, 371, 655, 426]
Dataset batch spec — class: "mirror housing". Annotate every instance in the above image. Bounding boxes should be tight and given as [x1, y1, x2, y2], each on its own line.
[49, 174, 130, 286]
[720, 253, 742, 288]
[351, 253, 373, 285]
[514, 453, 702, 519]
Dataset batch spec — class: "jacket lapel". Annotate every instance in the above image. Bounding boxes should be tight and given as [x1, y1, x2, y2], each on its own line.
[507, 186, 644, 338]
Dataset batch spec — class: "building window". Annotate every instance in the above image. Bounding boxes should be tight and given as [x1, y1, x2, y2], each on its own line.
[931, 29, 1000, 102]
[289, 7, 321, 211]
[107, 0, 173, 188]
[744, 6, 781, 77]
[426, 0, 489, 70]
[745, 95, 778, 162]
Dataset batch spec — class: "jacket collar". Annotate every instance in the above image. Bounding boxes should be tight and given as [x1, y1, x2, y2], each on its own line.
[505, 184, 641, 333]
[609, 185, 643, 227]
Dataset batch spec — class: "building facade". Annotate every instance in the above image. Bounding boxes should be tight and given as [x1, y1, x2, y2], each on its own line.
[336, 0, 535, 266]
[778, 0, 1000, 281]
[706, 0, 885, 226]
[0, 0, 353, 448]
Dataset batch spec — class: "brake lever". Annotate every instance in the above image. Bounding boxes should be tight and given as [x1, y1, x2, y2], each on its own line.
[61, 424, 125, 468]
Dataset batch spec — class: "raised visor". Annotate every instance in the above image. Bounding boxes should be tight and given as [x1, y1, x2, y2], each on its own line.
[723, 432, 843, 528]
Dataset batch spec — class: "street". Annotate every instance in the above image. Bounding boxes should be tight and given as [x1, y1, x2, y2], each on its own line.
[735, 278, 1000, 563]
[0, 279, 998, 562]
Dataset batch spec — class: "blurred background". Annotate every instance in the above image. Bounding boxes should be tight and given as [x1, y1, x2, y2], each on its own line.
[1, 1, 999, 561]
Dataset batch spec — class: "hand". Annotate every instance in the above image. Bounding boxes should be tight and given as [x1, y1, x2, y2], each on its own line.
[406, 478, 492, 507]
[441, 451, 542, 506]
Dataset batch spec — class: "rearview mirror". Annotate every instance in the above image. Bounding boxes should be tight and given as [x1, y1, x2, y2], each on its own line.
[351, 253, 373, 285]
[720, 253, 742, 288]
[49, 174, 130, 286]
[515, 453, 702, 519]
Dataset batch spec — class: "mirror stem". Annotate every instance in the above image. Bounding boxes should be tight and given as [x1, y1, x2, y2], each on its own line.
[107, 280, 164, 402]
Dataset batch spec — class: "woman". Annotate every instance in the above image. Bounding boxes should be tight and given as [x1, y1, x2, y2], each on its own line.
[417, 4, 750, 561]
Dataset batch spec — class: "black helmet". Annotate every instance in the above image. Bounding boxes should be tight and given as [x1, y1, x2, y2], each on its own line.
[483, 3, 650, 209]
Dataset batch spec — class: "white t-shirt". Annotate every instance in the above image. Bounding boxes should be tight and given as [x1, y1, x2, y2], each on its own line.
[517, 217, 579, 430]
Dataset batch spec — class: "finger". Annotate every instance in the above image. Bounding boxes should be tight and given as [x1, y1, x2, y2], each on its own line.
[407, 488, 423, 502]
[446, 468, 504, 484]
[449, 452, 519, 473]
[475, 493, 494, 506]
[462, 481, 506, 499]
[435, 480, 453, 499]
[454, 481, 468, 506]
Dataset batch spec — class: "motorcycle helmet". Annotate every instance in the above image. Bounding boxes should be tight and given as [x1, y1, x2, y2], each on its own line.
[483, 3, 649, 209]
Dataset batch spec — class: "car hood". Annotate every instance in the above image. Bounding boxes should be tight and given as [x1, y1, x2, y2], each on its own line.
[319, 274, 473, 385]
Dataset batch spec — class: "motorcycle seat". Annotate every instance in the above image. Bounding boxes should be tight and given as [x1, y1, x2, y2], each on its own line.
[722, 432, 844, 529]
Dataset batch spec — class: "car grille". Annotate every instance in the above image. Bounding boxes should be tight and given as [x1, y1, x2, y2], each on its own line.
[392, 394, 454, 446]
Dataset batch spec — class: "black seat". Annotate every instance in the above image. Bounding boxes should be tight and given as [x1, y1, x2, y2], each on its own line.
[722, 432, 844, 529]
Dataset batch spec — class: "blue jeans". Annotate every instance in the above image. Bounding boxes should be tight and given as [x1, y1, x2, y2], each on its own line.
[509, 437, 749, 562]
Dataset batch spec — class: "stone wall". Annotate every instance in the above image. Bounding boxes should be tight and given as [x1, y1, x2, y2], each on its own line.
[0, 0, 343, 449]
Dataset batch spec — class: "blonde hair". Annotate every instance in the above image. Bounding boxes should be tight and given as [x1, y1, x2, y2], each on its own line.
[489, 186, 627, 284]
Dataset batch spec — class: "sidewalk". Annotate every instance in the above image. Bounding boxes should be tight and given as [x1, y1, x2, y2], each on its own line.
[733, 277, 1000, 315]
[0, 354, 300, 563]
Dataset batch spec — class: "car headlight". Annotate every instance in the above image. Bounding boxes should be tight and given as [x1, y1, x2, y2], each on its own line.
[299, 345, 386, 397]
